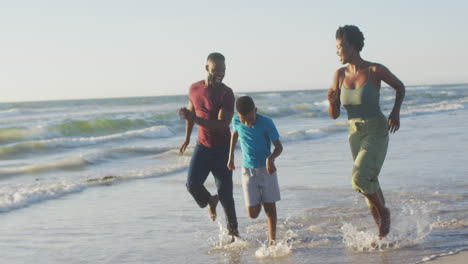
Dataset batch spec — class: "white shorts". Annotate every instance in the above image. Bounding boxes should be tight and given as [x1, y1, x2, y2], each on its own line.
[241, 167, 281, 207]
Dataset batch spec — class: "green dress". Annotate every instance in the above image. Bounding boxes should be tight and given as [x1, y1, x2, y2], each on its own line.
[340, 69, 389, 207]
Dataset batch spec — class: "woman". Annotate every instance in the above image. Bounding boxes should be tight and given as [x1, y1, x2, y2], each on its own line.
[327, 25, 405, 239]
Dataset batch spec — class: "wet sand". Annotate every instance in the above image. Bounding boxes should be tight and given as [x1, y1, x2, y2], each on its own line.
[425, 250, 468, 264]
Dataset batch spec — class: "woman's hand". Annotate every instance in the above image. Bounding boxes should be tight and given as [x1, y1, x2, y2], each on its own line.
[327, 87, 340, 104]
[388, 110, 400, 133]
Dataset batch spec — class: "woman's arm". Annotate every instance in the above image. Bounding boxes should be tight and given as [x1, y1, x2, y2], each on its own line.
[376, 64, 405, 133]
[328, 69, 343, 119]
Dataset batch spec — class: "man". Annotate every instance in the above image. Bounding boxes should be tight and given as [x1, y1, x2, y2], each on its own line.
[179, 52, 239, 239]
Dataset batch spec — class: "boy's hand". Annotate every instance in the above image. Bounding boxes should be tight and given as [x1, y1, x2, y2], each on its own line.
[266, 157, 276, 176]
[227, 158, 235, 171]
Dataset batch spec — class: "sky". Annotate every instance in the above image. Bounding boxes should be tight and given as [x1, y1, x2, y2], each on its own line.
[0, 0, 467, 102]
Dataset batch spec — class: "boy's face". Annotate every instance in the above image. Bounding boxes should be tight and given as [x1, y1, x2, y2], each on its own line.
[238, 108, 257, 127]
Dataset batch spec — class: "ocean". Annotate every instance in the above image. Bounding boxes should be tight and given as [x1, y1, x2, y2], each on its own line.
[0, 84, 467, 263]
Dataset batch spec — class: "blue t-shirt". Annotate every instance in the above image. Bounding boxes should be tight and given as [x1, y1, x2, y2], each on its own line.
[232, 114, 280, 169]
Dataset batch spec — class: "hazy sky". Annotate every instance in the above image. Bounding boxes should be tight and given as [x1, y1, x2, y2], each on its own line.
[1, 0, 467, 102]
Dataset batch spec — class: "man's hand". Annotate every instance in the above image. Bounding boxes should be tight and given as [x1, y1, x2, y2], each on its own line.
[388, 110, 400, 133]
[179, 140, 189, 154]
[179, 107, 195, 122]
[266, 157, 276, 176]
[227, 158, 235, 171]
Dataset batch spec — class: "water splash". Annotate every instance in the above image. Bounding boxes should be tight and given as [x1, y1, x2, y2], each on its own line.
[341, 204, 433, 251]
[208, 218, 250, 251]
[255, 240, 292, 258]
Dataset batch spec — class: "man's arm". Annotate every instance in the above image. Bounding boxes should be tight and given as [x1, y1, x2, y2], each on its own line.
[180, 108, 233, 132]
[266, 139, 283, 175]
[195, 108, 233, 132]
[227, 131, 238, 171]
[179, 101, 194, 154]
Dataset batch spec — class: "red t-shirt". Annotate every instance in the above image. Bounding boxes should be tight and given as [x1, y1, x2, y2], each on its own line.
[189, 80, 235, 147]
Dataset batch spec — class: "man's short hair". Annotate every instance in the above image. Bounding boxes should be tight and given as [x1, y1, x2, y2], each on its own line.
[207, 52, 225, 62]
[336, 25, 365, 52]
[236, 96, 255, 115]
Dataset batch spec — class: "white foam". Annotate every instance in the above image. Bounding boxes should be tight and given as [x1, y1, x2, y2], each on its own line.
[281, 128, 327, 142]
[341, 204, 433, 251]
[418, 248, 468, 263]
[4, 125, 173, 150]
[0, 157, 190, 212]
[402, 101, 464, 115]
[315, 100, 330, 108]
[0, 181, 85, 212]
[208, 218, 250, 251]
[255, 240, 292, 258]
[262, 93, 283, 99]
[0, 108, 22, 117]
[0, 156, 88, 176]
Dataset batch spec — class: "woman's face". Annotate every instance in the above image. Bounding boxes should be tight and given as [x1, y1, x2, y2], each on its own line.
[336, 38, 353, 64]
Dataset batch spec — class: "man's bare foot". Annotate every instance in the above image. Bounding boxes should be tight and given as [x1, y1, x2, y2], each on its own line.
[228, 229, 240, 243]
[378, 207, 391, 239]
[208, 195, 218, 221]
[269, 239, 275, 246]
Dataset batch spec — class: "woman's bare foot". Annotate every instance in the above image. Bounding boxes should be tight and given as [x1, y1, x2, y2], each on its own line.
[208, 195, 218, 221]
[378, 207, 391, 239]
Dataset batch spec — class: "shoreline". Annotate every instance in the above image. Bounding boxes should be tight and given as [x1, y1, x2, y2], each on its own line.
[423, 250, 468, 264]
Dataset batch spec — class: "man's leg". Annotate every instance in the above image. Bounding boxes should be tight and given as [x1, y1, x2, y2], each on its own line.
[263, 202, 277, 246]
[212, 146, 238, 237]
[186, 144, 214, 209]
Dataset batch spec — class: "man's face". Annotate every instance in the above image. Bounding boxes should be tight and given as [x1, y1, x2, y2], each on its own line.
[206, 60, 226, 84]
[238, 108, 257, 127]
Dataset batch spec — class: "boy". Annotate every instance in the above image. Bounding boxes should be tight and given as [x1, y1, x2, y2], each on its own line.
[227, 96, 283, 246]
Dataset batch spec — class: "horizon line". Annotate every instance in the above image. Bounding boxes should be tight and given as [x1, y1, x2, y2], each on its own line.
[1, 82, 466, 104]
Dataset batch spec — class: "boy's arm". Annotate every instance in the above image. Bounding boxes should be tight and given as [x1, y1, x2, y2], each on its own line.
[266, 139, 283, 176]
[179, 102, 195, 154]
[227, 131, 238, 171]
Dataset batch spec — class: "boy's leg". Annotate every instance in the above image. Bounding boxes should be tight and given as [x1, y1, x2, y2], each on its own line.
[212, 146, 238, 237]
[186, 144, 214, 208]
[263, 202, 277, 246]
[247, 204, 262, 219]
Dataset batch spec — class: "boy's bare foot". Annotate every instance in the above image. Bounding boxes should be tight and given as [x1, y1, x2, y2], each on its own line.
[208, 195, 218, 221]
[378, 207, 391, 239]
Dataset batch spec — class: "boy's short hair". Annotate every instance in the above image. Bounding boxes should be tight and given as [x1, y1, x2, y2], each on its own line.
[236, 96, 255, 115]
[207, 52, 225, 62]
